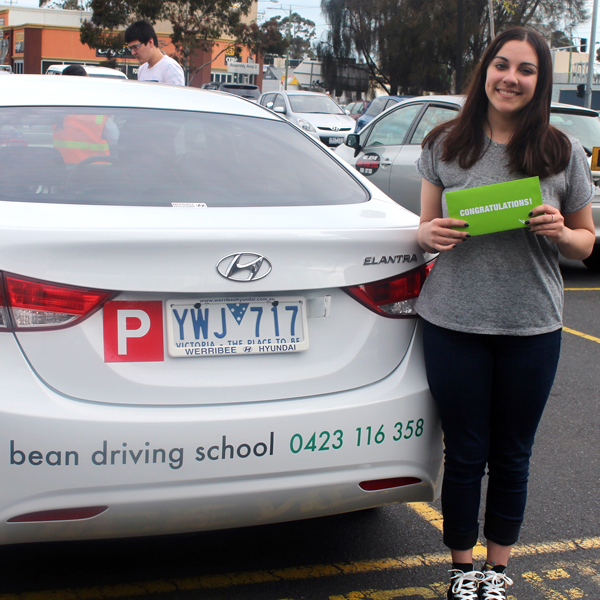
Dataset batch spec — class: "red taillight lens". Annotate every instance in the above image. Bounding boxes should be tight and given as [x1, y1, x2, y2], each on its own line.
[8, 506, 108, 523]
[359, 477, 422, 491]
[2, 273, 112, 330]
[344, 262, 434, 318]
[0, 274, 10, 329]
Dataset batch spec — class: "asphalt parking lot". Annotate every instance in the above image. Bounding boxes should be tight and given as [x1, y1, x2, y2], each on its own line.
[0, 259, 598, 600]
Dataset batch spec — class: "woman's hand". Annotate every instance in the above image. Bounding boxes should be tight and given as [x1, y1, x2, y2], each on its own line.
[418, 218, 470, 252]
[527, 203, 595, 260]
[418, 178, 469, 253]
[526, 204, 565, 243]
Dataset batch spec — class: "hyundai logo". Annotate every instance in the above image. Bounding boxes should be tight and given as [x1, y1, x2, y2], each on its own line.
[331, 126, 340, 131]
[216, 253, 272, 281]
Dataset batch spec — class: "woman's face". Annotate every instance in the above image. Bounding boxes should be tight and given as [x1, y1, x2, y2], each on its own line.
[485, 39, 539, 119]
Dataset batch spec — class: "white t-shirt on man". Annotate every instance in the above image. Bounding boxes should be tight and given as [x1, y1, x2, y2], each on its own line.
[137, 54, 185, 85]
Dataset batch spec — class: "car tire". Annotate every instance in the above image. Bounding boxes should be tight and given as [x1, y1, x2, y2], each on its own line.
[583, 243, 600, 272]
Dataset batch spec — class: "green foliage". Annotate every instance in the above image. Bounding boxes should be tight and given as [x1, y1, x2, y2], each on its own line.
[80, 0, 285, 76]
[266, 13, 316, 59]
[319, 0, 588, 96]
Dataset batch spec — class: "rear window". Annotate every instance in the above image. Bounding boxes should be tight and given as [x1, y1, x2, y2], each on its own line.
[0, 107, 368, 207]
[364, 98, 387, 117]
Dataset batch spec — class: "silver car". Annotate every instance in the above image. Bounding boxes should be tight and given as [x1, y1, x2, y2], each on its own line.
[335, 95, 600, 271]
[258, 90, 355, 147]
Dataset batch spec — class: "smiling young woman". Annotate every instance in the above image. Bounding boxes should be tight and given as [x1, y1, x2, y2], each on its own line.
[415, 27, 595, 600]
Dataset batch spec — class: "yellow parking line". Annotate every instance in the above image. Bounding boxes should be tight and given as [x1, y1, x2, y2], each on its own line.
[563, 288, 600, 291]
[1, 536, 599, 600]
[563, 327, 600, 345]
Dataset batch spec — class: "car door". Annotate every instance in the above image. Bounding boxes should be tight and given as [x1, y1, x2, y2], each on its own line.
[388, 102, 460, 214]
[351, 102, 424, 197]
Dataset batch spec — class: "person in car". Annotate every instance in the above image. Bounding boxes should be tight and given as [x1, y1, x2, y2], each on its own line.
[125, 20, 184, 86]
[416, 27, 595, 600]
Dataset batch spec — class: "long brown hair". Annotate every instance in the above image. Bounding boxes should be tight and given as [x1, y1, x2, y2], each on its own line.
[424, 27, 571, 178]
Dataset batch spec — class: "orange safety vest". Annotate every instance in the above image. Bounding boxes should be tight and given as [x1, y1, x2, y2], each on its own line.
[53, 115, 110, 164]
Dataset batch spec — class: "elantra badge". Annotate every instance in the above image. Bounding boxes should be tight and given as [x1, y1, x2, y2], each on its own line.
[217, 253, 272, 281]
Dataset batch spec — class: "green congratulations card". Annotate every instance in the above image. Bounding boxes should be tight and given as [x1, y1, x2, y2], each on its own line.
[446, 176, 543, 236]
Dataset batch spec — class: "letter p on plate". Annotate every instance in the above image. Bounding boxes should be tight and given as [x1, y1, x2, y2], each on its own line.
[103, 301, 164, 362]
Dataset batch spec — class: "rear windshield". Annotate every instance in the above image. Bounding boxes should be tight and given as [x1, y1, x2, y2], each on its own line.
[0, 107, 368, 207]
[364, 98, 387, 117]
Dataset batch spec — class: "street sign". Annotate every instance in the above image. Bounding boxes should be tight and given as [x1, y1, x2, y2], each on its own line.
[227, 63, 260, 74]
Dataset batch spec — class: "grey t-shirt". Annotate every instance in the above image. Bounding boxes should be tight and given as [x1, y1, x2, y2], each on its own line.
[415, 134, 593, 335]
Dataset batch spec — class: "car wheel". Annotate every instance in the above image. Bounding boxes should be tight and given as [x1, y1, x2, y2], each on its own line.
[583, 243, 600, 272]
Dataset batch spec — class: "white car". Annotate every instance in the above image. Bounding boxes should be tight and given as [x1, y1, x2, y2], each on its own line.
[258, 90, 355, 147]
[45, 64, 127, 79]
[0, 75, 442, 546]
[336, 95, 600, 271]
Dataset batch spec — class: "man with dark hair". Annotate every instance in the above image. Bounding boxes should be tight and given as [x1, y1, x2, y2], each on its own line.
[124, 20, 184, 85]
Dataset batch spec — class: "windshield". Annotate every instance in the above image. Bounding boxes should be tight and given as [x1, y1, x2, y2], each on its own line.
[0, 107, 367, 207]
[550, 111, 600, 154]
[288, 95, 344, 115]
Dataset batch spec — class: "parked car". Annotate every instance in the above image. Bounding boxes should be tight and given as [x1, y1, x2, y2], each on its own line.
[45, 64, 127, 79]
[355, 95, 413, 132]
[0, 75, 442, 546]
[200, 82, 261, 102]
[344, 100, 370, 121]
[336, 95, 600, 271]
[0, 65, 12, 75]
[258, 90, 355, 147]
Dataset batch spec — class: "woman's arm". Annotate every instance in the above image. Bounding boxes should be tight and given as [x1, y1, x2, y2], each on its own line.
[417, 178, 470, 253]
[527, 203, 595, 260]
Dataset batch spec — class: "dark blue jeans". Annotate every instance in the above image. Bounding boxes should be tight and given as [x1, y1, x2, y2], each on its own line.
[422, 320, 562, 550]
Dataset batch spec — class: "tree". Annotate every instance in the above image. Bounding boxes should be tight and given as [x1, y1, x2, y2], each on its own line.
[266, 12, 316, 60]
[318, 0, 588, 96]
[79, 0, 285, 80]
[40, 0, 90, 9]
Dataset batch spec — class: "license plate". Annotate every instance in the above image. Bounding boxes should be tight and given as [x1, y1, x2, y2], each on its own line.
[166, 296, 309, 357]
[329, 136, 344, 145]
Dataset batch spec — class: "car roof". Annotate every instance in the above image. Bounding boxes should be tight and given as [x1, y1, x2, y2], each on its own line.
[1, 75, 282, 120]
[279, 90, 329, 97]
[388, 94, 599, 116]
[46, 64, 127, 78]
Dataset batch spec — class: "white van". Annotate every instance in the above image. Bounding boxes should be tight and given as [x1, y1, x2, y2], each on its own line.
[45, 64, 127, 79]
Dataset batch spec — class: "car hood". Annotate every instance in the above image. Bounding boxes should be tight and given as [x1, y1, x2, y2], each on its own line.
[294, 112, 355, 129]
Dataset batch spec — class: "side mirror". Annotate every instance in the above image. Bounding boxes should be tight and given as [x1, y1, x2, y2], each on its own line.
[345, 133, 362, 158]
[266, 102, 274, 109]
[344, 109, 350, 115]
[273, 106, 286, 114]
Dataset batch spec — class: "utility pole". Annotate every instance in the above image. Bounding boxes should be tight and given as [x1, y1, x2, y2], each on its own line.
[586, 0, 599, 108]
[455, 0, 464, 93]
[284, 6, 291, 90]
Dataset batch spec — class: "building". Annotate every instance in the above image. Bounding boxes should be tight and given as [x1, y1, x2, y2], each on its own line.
[0, 3, 263, 89]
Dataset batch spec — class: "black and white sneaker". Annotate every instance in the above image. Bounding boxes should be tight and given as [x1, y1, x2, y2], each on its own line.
[447, 568, 483, 600]
[478, 569, 513, 600]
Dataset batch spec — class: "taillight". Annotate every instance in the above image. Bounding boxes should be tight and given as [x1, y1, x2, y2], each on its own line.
[344, 262, 434, 318]
[1, 272, 112, 330]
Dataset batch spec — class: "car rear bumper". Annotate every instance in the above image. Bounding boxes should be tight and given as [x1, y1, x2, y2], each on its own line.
[0, 321, 442, 545]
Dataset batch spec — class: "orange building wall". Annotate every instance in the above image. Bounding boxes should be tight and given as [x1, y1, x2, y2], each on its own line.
[42, 27, 99, 61]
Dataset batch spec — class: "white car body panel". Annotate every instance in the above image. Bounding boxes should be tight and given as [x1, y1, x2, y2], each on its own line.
[0, 76, 443, 544]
